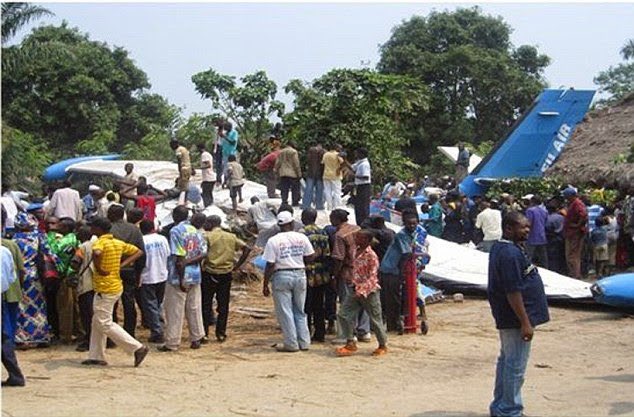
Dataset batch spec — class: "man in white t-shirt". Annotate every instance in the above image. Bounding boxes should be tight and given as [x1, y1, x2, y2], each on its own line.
[475, 199, 503, 253]
[262, 211, 315, 352]
[197, 143, 216, 207]
[139, 220, 170, 343]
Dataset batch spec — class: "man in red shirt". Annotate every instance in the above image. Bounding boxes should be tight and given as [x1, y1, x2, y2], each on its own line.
[335, 229, 388, 357]
[256, 136, 281, 198]
[562, 187, 587, 279]
[120, 184, 168, 223]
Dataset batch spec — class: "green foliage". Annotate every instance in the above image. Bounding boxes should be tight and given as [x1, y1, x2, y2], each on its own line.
[1, 124, 51, 193]
[594, 39, 634, 105]
[485, 177, 563, 200]
[283, 69, 429, 187]
[378, 7, 549, 165]
[123, 130, 173, 161]
[2, 23, 155, 155]
[75, 130, 115, 155]
[191, 68, 285, 177]
[1, 2, 52, 44]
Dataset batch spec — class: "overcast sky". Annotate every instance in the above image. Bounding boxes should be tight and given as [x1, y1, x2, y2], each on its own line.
[13, 2, 634, 115]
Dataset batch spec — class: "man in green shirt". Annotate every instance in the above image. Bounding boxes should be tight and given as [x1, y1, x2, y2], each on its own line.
[201, 215, 251, 342]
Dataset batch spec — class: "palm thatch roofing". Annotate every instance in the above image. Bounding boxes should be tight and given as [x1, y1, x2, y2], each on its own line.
[546, 92, 634, 191]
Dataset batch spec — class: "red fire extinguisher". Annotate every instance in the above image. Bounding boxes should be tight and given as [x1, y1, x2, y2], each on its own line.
[403, 256, 418, 334]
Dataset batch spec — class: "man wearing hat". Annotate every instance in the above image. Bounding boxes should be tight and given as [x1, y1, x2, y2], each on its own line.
[262, 211, 315, 352]
[562, 187, 587, 279]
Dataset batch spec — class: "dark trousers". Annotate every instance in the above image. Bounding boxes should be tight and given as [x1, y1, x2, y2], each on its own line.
[305, 284, 327, 341]
[78, 291, 94, 345]
[2, 300, 24, 385]
[120, 270, 138, 337]
[263, 171, 278, 198]
[526, 244, 549, 268]
[547, 239, 567, 275]
[214, 148, 223, 183]
[354, 183, 372, 226]
[325, 284, 337, 323]
[380, 272, 404, 332]
[44, 280, 60, 339]
[139, 282, 165, 339]
[201, 181, 215, 207]
[201, 271, 232, 338]
[280, 176, 301, 206]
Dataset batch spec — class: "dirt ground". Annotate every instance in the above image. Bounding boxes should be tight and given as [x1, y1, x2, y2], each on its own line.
[2, 280, 634, 417]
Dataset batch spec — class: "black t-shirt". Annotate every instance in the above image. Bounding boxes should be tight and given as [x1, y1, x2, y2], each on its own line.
[487, 240, 550, 329]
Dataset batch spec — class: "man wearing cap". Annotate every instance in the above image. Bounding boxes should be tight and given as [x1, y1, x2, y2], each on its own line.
[563, 187, 587, 279]
[262, 211, 315, 352]
[169, 138, 192, 205]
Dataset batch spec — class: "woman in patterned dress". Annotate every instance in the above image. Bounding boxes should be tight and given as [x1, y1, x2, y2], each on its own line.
[13, 213, 59, 347]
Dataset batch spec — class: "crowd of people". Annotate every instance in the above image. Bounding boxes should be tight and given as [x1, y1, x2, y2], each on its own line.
[2, 122, 633, 417]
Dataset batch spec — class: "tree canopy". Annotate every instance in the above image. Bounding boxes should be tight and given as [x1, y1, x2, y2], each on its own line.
[594, 39, 634, 105]
[284, 69, 429, 185]
[378, 7, 550, 164]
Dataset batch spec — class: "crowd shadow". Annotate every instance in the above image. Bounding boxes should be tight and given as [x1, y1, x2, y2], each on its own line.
[587, 373, 634, 383]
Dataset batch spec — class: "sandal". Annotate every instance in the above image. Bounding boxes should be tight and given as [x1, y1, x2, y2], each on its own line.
[335, 343, 358, 357]
[372, 346, 388, 356]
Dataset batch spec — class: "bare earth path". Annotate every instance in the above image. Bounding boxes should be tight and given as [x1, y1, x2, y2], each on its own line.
[2, 282, 634, 417]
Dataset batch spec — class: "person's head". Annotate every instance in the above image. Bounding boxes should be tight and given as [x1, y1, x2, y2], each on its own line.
[301, 208, 317, 226]
[286, 140, 296, 149]
[355, 147, 368, 160]
[204, 215, 222, 231]
[595, 216, 606, 228]
[402, 210, 419, 234]
[224, 121, 233, 131]
[89, 184, 102, 197]
[530, 195, 542, 206]
[277, 211, 294, 232]
[76, 225, 93, 242]
[354, 229, 374, 250]
[228, 154, 237, 162]
[420, 203, 430, 214]
[90, 216, 112, 237]
[191, 212, 206, 229]
[107, 204, 125, 222]
[479, 200, 491, 211]
[428, 193, 439, 205]
[137, 184, 149, 196]
[562, 187, 578, 203]
[46, 216, 61, 232]
[63, 179, 72, 189]
[458, 142, 464, 151]
[169, 138, 179, 150]
[277, 203, 294, 216]
[329, 208, 349, 228]
[366, 214, 386, 230]
[196, 143, 206, 153]
[106, 191, 117, 202]
[250, 196, 260, 205]
[172, 205, 189, 223]
[139, 219, 154, 235]
[58, 217, 76, 235]
[124, 163, 134, 175]
[502, 211, 530, 243]
[127, 208, 144, 225]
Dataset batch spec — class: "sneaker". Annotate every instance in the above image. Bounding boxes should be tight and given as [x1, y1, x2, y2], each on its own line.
[148, 335, 165, 344]
[420, 320, 429, 335]
[372, 346, 388, 356]
[1, 378, 25, 387]
[358, 333, 372, 343]
[190, 340, 202, 350]
[275, 345, 299, 353]
[157, 345, 176, 352]
[216, 335, 227, 343]
[335, 343, 358, 357]
[134, 345, 149, 367]
[326, 322, 336, 335]
[200, 336, 210, 345]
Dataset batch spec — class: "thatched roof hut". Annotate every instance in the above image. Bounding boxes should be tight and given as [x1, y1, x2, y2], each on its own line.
[546, 92, 634, 191]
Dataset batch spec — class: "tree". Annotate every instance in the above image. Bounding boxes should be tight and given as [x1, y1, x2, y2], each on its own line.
[378, 7, 550, 164]
[2, 23, 153, 155]
[1, 2, 52, 44]
[283, 69, 430, 187]
[594, 39, 634, 104]
[191, 68, 285, 176]
[1, 124, 51, 193]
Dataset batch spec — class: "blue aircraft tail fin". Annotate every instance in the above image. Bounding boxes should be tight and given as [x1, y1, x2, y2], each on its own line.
[459, 89, 594, 197]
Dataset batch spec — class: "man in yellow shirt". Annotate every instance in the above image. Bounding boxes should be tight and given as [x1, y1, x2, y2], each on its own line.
[82, 217, 149, 367]
[322, 144, 344, 210]
[170, 138, 192, 205]
[201, 215, 251, 342]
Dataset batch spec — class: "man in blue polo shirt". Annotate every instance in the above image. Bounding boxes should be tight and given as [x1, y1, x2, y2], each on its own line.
[488, 211, 549, 417]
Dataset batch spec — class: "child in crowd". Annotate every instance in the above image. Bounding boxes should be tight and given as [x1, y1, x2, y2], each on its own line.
[226, 154, 246, 211]
[590, 216, 609, 277]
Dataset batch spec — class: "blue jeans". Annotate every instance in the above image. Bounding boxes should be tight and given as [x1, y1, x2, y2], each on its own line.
[490, 328, 532, 417]
[271, 269, 310, 350]
[139, 282, 165, 339]
[302, 177, 324, 210]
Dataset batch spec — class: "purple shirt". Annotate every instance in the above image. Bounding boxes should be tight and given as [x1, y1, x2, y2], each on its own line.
[526, 205, 548, 245]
